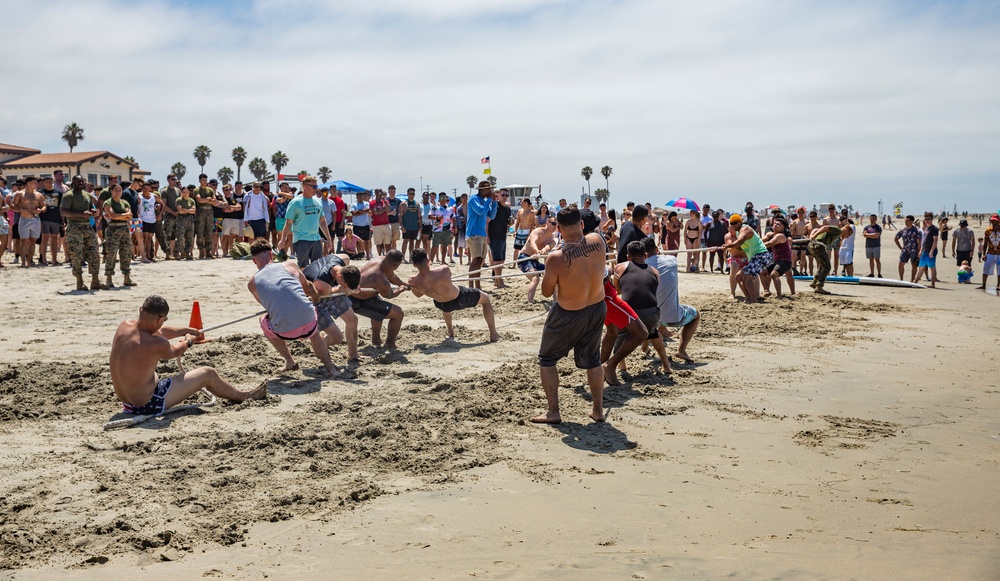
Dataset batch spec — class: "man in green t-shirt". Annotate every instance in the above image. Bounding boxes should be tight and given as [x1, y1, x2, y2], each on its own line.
[60, 175, 107, 291]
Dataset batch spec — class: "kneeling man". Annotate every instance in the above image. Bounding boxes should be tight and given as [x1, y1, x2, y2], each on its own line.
[407, 248, 500, 342]
[110, 295, 265, 415]
[302, 253, 363, 362]
[248, 238, 338, 376]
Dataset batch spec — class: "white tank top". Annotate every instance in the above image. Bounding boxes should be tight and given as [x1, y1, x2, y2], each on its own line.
[139, 195, 157, 223]
[841, 227, 856, 251]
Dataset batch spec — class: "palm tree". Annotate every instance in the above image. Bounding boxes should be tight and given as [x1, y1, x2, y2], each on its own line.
[487, 175, 497, 187]
[231, 146, 247, 181]
[594, 188, 610, 205]
[62, 123, 85, 152]
[193, 145, 212, 174]
[123, 156, 137, 165]
[249, 157, 268, 180]
[600, 165, 612, 192]
[581, 166, 593, 196]
[217, 167, 234, 185]
[466, 175, 477, 194]
[171, 162, 187, 181]
[271, 151, 289, 179]
[318, 166, 332, 183]
[297, 170, 309, 179]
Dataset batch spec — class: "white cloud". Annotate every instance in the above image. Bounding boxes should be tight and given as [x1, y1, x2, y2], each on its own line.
[3, 0, 998, 211]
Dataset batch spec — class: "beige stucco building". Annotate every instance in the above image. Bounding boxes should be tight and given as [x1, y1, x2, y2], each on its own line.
[0, 142, 149, 186]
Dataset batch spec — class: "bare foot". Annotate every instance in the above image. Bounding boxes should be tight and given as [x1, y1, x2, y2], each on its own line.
[675, 350, 694, 363]
[489, 333, 501, 343]
[603, 362, 621, 386]
[975, 285, 985, 289]
[242, 380, 268, 401]
[384, 342, 397, 350]
[590, 410, 606, 422]
[529, 412, 562, 424]
[323, 365, 342, 378]
[281, 361, 299, 372]
[661, 364, 673, 375]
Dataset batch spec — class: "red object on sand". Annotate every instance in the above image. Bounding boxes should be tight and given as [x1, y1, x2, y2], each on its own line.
[189, 301, 203, 330]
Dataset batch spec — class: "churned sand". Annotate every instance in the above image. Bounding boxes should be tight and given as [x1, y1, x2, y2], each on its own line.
[1, 234, 998, 579]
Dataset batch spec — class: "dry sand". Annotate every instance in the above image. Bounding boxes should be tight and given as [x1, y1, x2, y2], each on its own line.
[1, 235, 998, 579]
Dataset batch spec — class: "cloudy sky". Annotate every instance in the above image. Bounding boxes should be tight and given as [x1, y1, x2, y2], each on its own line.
[4, 0, 998, 212]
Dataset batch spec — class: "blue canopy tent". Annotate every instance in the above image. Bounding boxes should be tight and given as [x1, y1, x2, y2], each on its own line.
[320, 180, 368, 193]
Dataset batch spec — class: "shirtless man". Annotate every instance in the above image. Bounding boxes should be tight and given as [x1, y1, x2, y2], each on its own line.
[12, 176, 45, 267]
[531, 206, 608, 424]
[407, 248, 500, 342]
[110, 295, 265, 416]
[512, 198, 538, 267]
[301, 253, 362, 362]
[248, 239, 338, 376]
[351, 249, 409, 349]
[518, 217, 557, 303]
[790, 207, 810, 275]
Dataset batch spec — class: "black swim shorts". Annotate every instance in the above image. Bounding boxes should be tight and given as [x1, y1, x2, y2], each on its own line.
[767, 259, 793, 275]
[538, 301, 606, 369]
[350, 295, 394, 321]
[433, 286, 481, 313]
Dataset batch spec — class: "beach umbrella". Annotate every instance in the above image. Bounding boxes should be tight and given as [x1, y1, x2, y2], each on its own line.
[320, 179, 367, 193]
[665, 197, 700, 212]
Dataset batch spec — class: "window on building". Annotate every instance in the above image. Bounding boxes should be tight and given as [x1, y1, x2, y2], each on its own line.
[88, 174, 97, 186]
[101, 175, 110, 187]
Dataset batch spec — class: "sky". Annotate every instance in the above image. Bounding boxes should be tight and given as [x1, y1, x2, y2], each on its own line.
[3, 0, 999, 213]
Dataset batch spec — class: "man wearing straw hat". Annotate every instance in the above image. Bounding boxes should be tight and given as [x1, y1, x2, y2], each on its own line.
[110, 295, 266, 418]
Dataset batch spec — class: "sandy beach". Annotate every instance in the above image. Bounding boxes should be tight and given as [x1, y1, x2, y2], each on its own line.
[1, 234, 998, 580]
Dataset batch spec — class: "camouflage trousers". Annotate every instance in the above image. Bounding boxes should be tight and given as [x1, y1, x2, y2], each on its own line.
[807, 240, 831, 287]
[67, 222, 100, 277]
[154, 220, 167, 253]
[196, 206, 214, 250]
[176, 216, 195, 258]
[104, 224, 132, 276]
[162, 214, 177, 243]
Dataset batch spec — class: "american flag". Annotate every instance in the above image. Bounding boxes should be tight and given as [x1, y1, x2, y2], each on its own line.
[481, 156, 490, 164]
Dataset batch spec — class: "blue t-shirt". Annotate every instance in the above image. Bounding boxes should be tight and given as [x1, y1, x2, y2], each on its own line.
[321, 198, 335, 225]
[285, 196, 324, 242]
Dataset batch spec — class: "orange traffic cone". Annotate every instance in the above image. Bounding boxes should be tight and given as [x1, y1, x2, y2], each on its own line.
[189, 301, 203, 330]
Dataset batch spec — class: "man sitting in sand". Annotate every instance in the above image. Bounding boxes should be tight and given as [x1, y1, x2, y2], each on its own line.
[301, 253, 363, 363]
[352, 249, 409, 349]
[406, 248, 500, 342]
[110, 295, 266, 416]
[518, 217, 557, 303]
[248, 238, 339, 376]
[531, 206, 608, 424]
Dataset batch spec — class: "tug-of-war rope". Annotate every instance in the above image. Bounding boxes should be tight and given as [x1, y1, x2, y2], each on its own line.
[103, 246, 724, 430]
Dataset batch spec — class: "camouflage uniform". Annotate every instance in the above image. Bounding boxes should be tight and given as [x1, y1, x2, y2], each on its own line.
[160, 186, 179, 252]
[61, 191, 101, 277]
[66, 222, 100, 277]
[103, 223, 131, 276]
[193, 186, 215, 251]
[176, 197, 196, 258]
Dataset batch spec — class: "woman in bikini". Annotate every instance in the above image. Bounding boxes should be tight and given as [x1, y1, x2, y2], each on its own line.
[683, 209, 703, 272]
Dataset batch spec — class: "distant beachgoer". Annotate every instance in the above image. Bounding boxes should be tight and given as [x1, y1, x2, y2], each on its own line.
[977, 214, 1000, 291]
[110, 295, 265, 416]
[915, 212, 939, 288]
[957, 261, 974, 284]
[838, 216, 855, 277]
[862, 214, 883, 277]
[951, 219, 975, 267]
[894, 215, 921, 283]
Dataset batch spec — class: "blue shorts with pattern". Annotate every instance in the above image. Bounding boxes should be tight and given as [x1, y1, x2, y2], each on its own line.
[316, 295, 352, 329]
[122, 378, 172, 415]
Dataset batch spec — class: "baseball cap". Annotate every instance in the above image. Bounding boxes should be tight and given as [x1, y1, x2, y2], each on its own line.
[990, 214, 999, 221]
[729, 214, 742, 224]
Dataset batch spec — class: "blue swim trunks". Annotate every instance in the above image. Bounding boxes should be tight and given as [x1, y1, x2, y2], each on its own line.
[518, 253, 545, 273]
[918, 252, 936, 269]
[122, 378, 172, 415]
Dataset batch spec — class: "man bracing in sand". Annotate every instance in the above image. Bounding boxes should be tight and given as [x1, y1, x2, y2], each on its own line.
[406, 248, 500, 343]
[301, 253, 363, 363]
[531, 206, 608, 424]
[110, 295, 266, 416]
[248, 238, 339, 376]
[352, 250, 409, 349]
